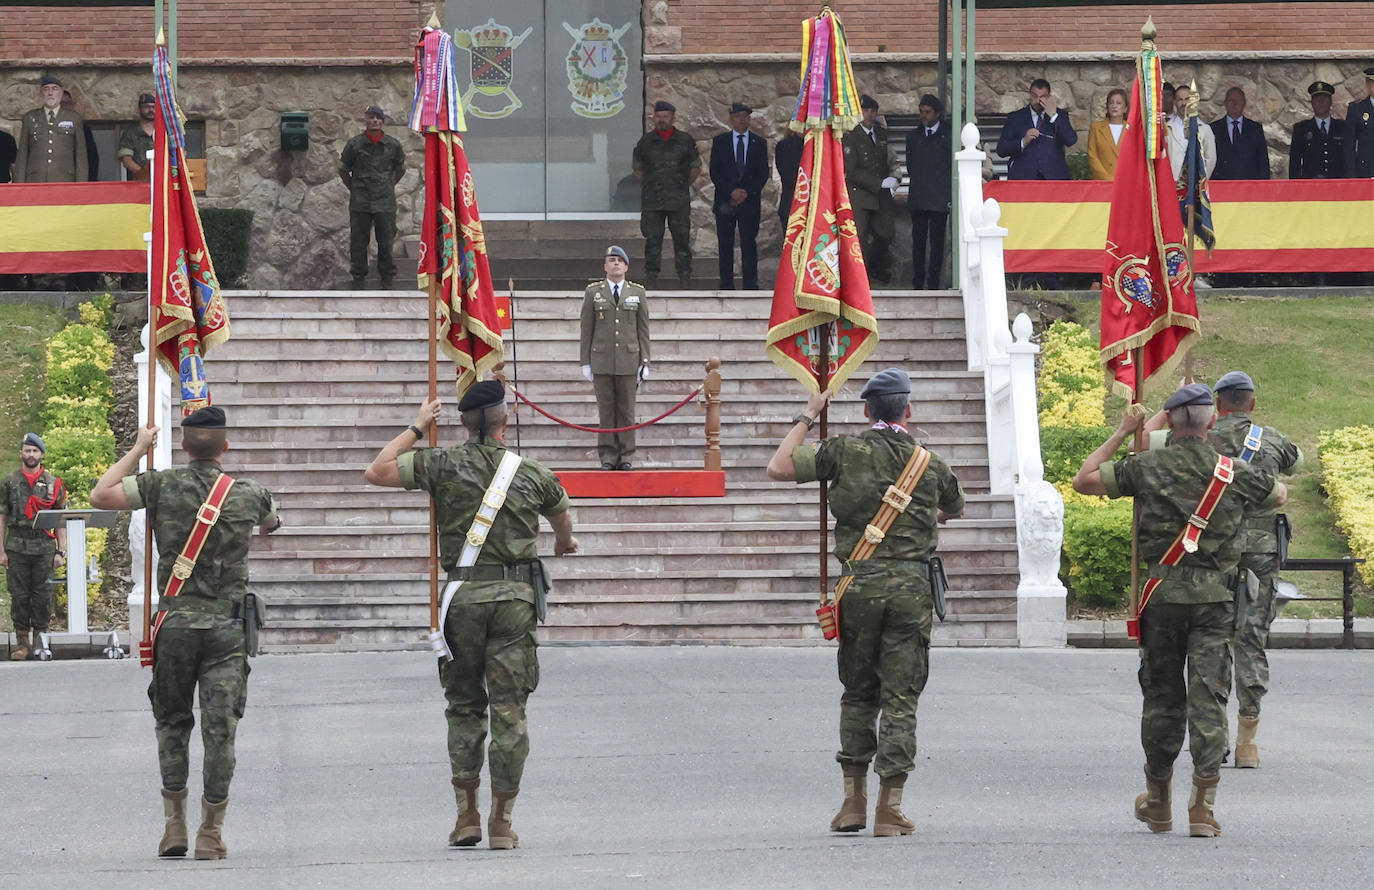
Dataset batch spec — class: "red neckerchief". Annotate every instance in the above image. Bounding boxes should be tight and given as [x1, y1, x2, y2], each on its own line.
[20, 467, 64, 536]
[365, 130, 384, 144]
[22, 467, 42, 488]
[871, 421, 910, 435]
[655, 127, 673, 141]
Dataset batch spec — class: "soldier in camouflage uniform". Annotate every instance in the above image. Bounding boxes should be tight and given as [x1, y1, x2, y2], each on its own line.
[1209, 371, 1302, 768]
[365, 381, 578, 850]
[1074, 384, 1286, 838]
[767, 368, 965, 837]
[338, 104, 406, 289]
[91, 407, 282, 860]
[632, 100, 701, 286]
[2, 433, 67, 661]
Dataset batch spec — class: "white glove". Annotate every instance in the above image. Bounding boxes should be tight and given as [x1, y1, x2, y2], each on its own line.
[637, 364, 649, 383]
[582, 364, 593, 382]
[880, 176, 898, 191]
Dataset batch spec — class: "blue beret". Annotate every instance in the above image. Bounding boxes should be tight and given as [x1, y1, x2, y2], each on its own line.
[21, 433, 45, 453]
[860, 367, 911, 398]
[605, 245, 629, 264]
[182, 406, 227, 428]
[1213, 370, 1254, 393]
[1163, 382, 1214, 410]
[41, 74, 63, 87]
[653, 100, 676, 113]
[458, 380, 505, 412]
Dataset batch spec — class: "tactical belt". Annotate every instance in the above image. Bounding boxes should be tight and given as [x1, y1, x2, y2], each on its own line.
[157, 595, 243, 619]
[451, 562, 539, 584]
[1129, 455, 1233, 641]
[430, 450, 523, 662]
[820, 445, 932, 640]
[140, 473, 236, 667]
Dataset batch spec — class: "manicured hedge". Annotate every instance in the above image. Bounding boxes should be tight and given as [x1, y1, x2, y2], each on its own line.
[1318, 426, 1374, 586]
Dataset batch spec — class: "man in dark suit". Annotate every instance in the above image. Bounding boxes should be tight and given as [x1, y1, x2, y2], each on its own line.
[1210, 87, 1270, 180]
[709, 102, 770, 290]
[905, 94, 951, 290]
[775, 129, 804, 229]
[995, 78, 1077, 180]
[1344, 67, 1374, 178]
[1289, 81, 1345, 179]
[843, 94, 897, 284]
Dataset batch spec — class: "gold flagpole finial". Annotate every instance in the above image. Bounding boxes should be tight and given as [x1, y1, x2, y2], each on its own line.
[1141, 17, 1157, 41]
[156, 28, 167, 47]
[425, 9, 441, 29]
[1188, 78, 1200, 116]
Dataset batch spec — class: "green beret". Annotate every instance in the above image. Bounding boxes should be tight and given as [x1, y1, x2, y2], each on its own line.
[182, 406, 226, 428]
[1163, 383, 1214, 410]
[1213, 370, 1255, 393]
[458, 380, 505, 412]
[860, 367, 911, 398]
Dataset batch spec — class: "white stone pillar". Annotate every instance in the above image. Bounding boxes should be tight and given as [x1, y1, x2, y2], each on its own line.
[956, 122, 989, 370]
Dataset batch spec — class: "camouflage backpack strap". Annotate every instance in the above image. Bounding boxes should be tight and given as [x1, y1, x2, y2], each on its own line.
[428, 450, 524, 662]
[139, 472, 236, 667]
[1128, 455, 1234, 640]
[1239, 423, 1263, 463]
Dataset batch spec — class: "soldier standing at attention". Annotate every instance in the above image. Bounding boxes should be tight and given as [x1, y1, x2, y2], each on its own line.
[2, 434, 67, 661]
[1288, 81, 1345, 180]
[632, 100, 700, 286]
[13, 74, 87, 184]
[90, 407, 282, 859]
[338, 104, 406, 289]
[580, 245, 651, 470]
[1074, 384, 1286, 838]
[118, 92, 158, 182]
[767, 368, 964, 837]
[1208, 371, 1302, 768]
[842, 95, 897, 284]
[365, 382, 578, 850]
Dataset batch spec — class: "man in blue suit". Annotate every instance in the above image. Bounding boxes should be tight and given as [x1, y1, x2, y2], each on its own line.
[996, 79, 1077, 180]
[709, 102, 770, 290]
[1210, 87, 1270, 180]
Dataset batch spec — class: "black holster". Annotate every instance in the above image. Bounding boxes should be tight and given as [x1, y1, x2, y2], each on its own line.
[1232, 570, 1256, 632]
[530, 560, 551, 623]
[928, 556, 949, 622]
[1275, 513, 1292, 569]
[243, 592, 266, 656]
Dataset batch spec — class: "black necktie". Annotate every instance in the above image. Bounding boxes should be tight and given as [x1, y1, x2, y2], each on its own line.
[612, 284, 620, 305]
[47, 110, 56, 124]
[927, 127, 935, 138]
[1320, 120, 1328, 136]
[735, 134, 745, 174]
[1232, 120, 1240, 144]
[869, 129, 877, 145]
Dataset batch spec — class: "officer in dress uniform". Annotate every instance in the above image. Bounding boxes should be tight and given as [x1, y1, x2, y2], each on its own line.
[365, 382, 578, 850]
[90, 407, 283, 861]
[1342, 67, 1374, 178]
[1074, 384, 1286, 838]
[13, 74, 87, 184]
[1288, 82, 1346, 179]
[580, 245, 651, 470]
[842, 95, 897, 284]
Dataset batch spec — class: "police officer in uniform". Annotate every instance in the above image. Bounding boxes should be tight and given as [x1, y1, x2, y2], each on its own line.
[1343, 67, 1374, 178]
[91, 407, 283, 860]
[1208, 371, 1302, 768]
[365, 382, 578, 849]
[1288, 82, 1345, 179]
[632, 100, 701, 286]
[1, 433, 67, 660]
[843, 95, 897, 284]
[580, 245, 651, 470]
[338, 104, 406, 289]
[13, 74, 87, 184]
[1074, 384, 1286, 838]
[768, 368, 965, 838]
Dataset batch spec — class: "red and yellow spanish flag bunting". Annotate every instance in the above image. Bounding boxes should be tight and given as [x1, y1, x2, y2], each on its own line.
[767, 7, 878, 393]
[0, 183, 149, 274]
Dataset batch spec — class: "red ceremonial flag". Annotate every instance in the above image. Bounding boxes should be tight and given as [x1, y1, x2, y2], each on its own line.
[413, 25, 502, 396]
[151, 43, 229, 415]
[766, 8, 878, 392]
[1099, 33, 1199, 400]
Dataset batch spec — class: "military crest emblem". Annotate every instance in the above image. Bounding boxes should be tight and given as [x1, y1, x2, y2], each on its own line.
[1111, 257, 1156, 312]
[454, 18, 533, 120]
[563, 18, 632, 119]
[1163, 242, 1191, 290]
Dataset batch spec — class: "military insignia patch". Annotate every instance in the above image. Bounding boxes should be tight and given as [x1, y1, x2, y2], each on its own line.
[454, 18, 533, 120]
[563, 18, 632, 119]
[1112, 258, 1156, 312]
[1163, 242, 1191, 290]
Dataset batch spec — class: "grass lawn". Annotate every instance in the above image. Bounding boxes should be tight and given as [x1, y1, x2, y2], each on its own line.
[1061, 293, 1374, 613]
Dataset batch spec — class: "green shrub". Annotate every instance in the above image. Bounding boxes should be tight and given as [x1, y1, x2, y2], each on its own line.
[78, 293, 114, 329]
[1066, 151, 1092, 181]
[1041, 424, 1118, 486]
[1062, 497, 1137, 608]
[1319, 426, 1374, 586]
[44, 323, 115, 410]
[1038, 321, 1105, 428]
[201, 208, 254, 288]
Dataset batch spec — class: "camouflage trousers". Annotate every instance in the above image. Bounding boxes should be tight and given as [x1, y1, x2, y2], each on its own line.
[1231, 551, 1280, 718]
[1138, 601, 1233, 779]
[6, 547, 54, 631]
[147, 621, 250, 801]
[439, 599, 539, 793]
[834, 570, 933, 780]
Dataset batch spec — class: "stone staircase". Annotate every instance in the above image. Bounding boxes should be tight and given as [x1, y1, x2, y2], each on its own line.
[183, 288, 1019, 651]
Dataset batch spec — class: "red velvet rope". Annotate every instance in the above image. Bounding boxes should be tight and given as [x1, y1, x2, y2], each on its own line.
[511, 386, 702, 433]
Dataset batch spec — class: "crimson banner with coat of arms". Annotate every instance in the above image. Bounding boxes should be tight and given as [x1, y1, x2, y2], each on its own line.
[412, 24, 503, 396]
[766, 7, 878, 393]
[151, 43, 229, 415]
[1099, 32, 1199, 400]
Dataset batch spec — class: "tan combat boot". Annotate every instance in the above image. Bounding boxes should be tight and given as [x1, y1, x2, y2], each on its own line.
[449, 778, 482, 847]
[488, 789, 519, 850]
[1188, 774, 1221, 838]
[1133, 767, 1173, 833]
[158, 787, 189, 857]
[873, 774, 915, 837]
[1235, 716, 1261, 768]
[829, 764, 868, 832]
[194, 797, 229, 859]
[10, 627, 29, 661]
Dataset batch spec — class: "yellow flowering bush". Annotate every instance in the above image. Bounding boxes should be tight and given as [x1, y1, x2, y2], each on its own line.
[1319, 426, 1374, 586]
[1038, 321, 1105, 428]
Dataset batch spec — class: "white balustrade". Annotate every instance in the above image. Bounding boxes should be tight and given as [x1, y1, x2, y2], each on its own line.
[129, 321, 174, 642]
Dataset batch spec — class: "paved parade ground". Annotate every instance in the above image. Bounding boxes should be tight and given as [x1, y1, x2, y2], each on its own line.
[3, 646, 1372, 889]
